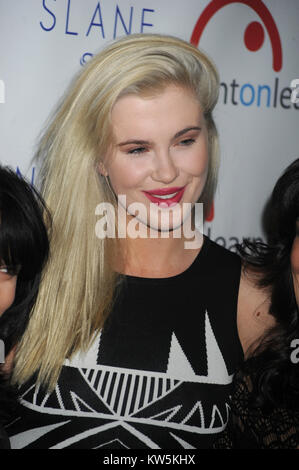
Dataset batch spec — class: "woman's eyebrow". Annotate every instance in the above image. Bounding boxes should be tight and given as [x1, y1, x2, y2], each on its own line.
[173, 126, 201, 139]
[117, 139, 149, 147]
[117, 126, 201, 147]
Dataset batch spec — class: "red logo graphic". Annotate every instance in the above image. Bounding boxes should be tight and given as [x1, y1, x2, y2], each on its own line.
[191, 0, 282, 72]
[192, 0, 283, 222]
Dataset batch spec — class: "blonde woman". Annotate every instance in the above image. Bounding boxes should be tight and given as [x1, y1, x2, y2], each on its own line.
[7, 34, 273, 449]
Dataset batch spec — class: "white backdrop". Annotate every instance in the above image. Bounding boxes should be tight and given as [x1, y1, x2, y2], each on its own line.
[0, 0, 298, 248]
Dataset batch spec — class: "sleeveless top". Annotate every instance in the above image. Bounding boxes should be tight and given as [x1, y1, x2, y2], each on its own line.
[7, 236, 243, 449]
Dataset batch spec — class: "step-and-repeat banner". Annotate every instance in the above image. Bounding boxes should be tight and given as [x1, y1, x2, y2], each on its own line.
[0, 0, 298, 247]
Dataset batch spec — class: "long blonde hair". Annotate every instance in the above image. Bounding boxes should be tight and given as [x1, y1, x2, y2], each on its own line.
[13, 34, 220, 390]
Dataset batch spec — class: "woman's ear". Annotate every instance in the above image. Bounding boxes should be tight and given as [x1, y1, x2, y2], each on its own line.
[98, 161, 108, 177]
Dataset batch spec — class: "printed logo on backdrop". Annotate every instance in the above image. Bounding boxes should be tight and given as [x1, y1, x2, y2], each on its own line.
[40, 0, 156, 66]
[191, 0, 299, 111]
[191, 0, 298, 249]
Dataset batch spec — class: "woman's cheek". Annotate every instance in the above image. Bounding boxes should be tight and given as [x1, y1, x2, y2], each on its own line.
[0, 276, 17, 316]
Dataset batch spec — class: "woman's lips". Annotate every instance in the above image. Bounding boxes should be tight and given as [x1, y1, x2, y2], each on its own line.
[143, 186, 186, 207]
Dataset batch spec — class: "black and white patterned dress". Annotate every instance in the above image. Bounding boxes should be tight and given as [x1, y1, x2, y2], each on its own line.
[7, 236, 243, 449]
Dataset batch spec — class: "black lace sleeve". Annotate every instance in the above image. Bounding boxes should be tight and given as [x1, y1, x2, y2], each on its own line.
[214, 371, 299, 449]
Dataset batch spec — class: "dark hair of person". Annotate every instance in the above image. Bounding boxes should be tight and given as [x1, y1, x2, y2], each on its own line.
[236, 158, 299, 413]
[0, 166, 50, 424]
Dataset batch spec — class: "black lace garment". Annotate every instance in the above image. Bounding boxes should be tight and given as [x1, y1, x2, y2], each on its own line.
[214, 369, 299, 449]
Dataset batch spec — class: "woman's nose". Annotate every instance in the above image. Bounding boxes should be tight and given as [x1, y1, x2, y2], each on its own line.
[151, 149, 179, 184]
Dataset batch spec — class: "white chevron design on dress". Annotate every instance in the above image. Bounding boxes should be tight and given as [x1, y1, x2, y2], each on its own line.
[16, 309, 233, 441]
[169, 432, 196, 449]
[181, 401, 205, 427]
[166, 310, 233, 384]
[9, 420, 70, 449]
[65, 310, 232, 385]
[148, 405, 182, 421]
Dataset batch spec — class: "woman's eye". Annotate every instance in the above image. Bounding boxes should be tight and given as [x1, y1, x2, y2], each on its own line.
[179, 138, 195, 146]
[127, 147, 147, 155]
[0, 265, 19, 276]
[0, 266, 12, 279]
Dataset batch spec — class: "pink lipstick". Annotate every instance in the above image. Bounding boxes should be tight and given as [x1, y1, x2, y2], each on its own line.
[143, 186, 185, 207]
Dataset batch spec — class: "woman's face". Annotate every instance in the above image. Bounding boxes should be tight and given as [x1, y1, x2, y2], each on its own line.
[0, 265, 17, 316]
[291, 220, 299, 306]
[101, 85, 209, 233]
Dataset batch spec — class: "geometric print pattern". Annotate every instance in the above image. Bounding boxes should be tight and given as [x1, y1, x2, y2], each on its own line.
[8, 310, 234, 449]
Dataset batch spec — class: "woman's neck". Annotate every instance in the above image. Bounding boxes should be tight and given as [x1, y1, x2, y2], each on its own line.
[117, 228, 203, 278]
